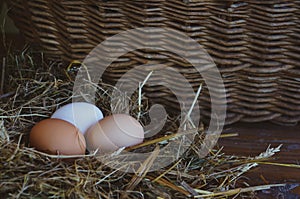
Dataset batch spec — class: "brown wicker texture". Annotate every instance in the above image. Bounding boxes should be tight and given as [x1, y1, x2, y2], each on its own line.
[5, 0, 300, 125]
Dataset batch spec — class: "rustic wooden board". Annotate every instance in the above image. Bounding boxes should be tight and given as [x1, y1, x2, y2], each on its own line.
[219, 122, 300, 198]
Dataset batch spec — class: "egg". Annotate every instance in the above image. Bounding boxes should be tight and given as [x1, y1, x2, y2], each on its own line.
[51, 102, 104, 135]
[29, 118, 86, 155]
[85, 114, 144, 153]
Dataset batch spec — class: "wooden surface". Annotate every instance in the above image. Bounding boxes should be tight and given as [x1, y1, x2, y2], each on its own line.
[219, 122, 300, 198]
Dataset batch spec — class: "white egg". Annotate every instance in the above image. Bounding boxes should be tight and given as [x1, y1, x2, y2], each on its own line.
[51, 102, 104, 135]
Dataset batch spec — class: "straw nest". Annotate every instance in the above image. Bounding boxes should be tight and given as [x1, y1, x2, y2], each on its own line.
[0, 48, 285, 198]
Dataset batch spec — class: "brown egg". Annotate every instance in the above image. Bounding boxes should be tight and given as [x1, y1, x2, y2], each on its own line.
[30, 118, 86, 155]
[85, 114, 144, 154]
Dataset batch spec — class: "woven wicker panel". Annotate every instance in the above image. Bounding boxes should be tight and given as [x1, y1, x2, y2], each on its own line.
[5, 0, 300, 125]
[84, 0, 126, 44]
[285, 0, 300, 66]
[83, 0, 138, 83]
[275, 1, 300, 125]
[238, 0, 297, 124]
[24, 0, 63, 57]
[163, 0, 211, 43]
[200, 1, 249, 124]
[122, 0, 167, 64]
[51, 0, 92, 61]
[274, 69, 300, 125]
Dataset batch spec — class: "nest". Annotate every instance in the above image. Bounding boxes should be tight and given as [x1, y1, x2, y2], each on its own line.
[0, 48, 286, 198]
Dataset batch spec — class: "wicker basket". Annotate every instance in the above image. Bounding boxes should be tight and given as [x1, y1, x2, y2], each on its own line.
[6, 0, 300, 125]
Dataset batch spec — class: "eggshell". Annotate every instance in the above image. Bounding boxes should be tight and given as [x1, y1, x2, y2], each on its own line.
[30, 118, 86, 155]
[85, 114, 144, 153]
[51, 102, 103, 135]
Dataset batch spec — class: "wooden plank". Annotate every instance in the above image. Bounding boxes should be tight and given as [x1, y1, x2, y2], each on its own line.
[219, 122, 300, 198]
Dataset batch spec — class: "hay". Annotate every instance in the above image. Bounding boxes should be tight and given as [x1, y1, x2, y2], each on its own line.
[0, 50, 285, 198]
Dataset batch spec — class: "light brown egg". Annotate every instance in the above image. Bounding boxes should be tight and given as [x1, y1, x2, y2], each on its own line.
[85, 114, 144, 154]
[29, 118, 86, 155]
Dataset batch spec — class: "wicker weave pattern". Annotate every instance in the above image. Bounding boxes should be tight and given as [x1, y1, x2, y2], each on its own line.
[6, 0, 300, 125]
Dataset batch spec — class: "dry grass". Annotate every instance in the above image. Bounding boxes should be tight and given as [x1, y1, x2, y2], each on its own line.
[0, 49, 286, 198]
